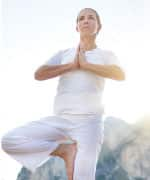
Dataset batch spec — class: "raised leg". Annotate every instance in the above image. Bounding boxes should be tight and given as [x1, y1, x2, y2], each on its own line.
[1, 116, 73, 172]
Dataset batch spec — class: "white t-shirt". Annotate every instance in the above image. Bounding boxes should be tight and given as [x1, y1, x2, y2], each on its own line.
[45, 47, 121, 116]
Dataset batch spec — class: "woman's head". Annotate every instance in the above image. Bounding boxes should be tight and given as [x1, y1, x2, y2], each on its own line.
[76, 8, 102, 37]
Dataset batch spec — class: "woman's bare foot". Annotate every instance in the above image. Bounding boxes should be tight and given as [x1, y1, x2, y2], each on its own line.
[50, 142, 77, 180]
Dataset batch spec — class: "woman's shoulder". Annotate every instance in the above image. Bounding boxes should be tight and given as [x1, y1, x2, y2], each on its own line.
[62, 47, 75, 52]
[59, 47, 75, 55]
[58, 47, 76, 58]
[96, 47, 116, 56]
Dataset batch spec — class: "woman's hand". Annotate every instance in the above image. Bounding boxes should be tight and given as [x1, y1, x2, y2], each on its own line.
[74, 45, 80, 69]
[70, 45, 80, 70]
[78, 45, 88, 68]
[71, 44, 88, 70]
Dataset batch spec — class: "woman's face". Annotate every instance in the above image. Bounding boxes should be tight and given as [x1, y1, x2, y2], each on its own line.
[76, 9, 101, 36]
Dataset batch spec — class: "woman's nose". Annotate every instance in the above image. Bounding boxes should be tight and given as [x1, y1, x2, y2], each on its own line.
[83, 19, 89, 24]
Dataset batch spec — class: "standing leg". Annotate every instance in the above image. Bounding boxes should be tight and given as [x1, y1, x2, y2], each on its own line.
[68, 117, 104, 180]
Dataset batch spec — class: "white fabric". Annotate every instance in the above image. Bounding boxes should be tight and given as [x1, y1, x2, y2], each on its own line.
[1, 114, 104, 180]
[45, 47, 121, 117]
[1, 47, 120, 179]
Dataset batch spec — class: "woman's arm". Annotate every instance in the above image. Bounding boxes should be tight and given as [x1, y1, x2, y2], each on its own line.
[81, 62, 125, 81]
[78, 47, 125, 81]
[35, 48, 80, 81]
[34, 62, 77, 81]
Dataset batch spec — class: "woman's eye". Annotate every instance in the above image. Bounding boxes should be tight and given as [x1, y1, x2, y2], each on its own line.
[89, 16, 94, 19]
[78, 16, 95, 21]
[79, 17, 84, 21]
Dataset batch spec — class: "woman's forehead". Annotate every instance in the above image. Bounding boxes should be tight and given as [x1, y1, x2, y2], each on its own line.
[78, 9, 96, 17]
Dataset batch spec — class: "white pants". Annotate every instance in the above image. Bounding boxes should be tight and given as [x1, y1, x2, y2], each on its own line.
[1, 114, 104, 180]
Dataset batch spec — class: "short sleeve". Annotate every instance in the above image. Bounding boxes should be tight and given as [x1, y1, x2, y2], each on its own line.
[104, 51, 121, 67]
[45, 51, 63, 66]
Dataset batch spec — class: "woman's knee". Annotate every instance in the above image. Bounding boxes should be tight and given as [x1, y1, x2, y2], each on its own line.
[1, 132, 11, 153]
[1, 130, 19, 153]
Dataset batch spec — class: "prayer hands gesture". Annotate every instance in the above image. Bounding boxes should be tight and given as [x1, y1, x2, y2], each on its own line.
[72, 44, 88, 70]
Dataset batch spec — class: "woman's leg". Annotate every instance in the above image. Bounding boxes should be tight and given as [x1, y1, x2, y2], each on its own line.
[51, 142, 77, 180]
[1, 116, 72, 173]
[68, 116, 104, 180]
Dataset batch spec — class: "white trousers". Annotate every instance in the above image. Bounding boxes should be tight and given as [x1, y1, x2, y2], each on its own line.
[1, 114, 104, 180]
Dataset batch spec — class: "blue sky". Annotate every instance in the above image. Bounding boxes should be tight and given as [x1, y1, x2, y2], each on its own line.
[0, 0, 149, 179]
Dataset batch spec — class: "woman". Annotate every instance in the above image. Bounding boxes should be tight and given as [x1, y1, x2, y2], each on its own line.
[1, 8, 125, 180]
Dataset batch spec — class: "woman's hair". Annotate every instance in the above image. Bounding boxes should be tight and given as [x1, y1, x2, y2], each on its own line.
[76, 8, 102, 34]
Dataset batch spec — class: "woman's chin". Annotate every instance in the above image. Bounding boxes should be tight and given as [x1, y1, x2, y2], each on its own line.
[80, 32, 96, 37]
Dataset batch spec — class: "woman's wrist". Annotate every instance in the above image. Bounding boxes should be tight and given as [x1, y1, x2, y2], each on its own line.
[79, 60, 89, 70]
[67, 62, 78, 71]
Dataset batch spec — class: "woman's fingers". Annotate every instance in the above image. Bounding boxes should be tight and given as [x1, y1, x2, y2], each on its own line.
[73, 43, 86, 70]
[77, 44, 80, 52]
[79, 44, 85, 53]
[72, 45, 80, 69]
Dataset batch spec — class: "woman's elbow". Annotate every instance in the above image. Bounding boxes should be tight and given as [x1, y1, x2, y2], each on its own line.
[114, 66, 126, 81]
[34, 66, 48, 81]
[34, 71, 45, 81]
[115, 70, 126, 81]
[34, 73, 40, 81]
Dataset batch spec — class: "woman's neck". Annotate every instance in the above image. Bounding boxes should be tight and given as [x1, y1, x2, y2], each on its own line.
[80, 35, 97, 51]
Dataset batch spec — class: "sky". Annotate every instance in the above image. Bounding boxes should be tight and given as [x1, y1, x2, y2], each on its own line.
[0, 0, 150, 179]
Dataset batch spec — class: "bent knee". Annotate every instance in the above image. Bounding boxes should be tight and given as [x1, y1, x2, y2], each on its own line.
[1, 131, 18, 153]
[1, 134, 10, 153]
